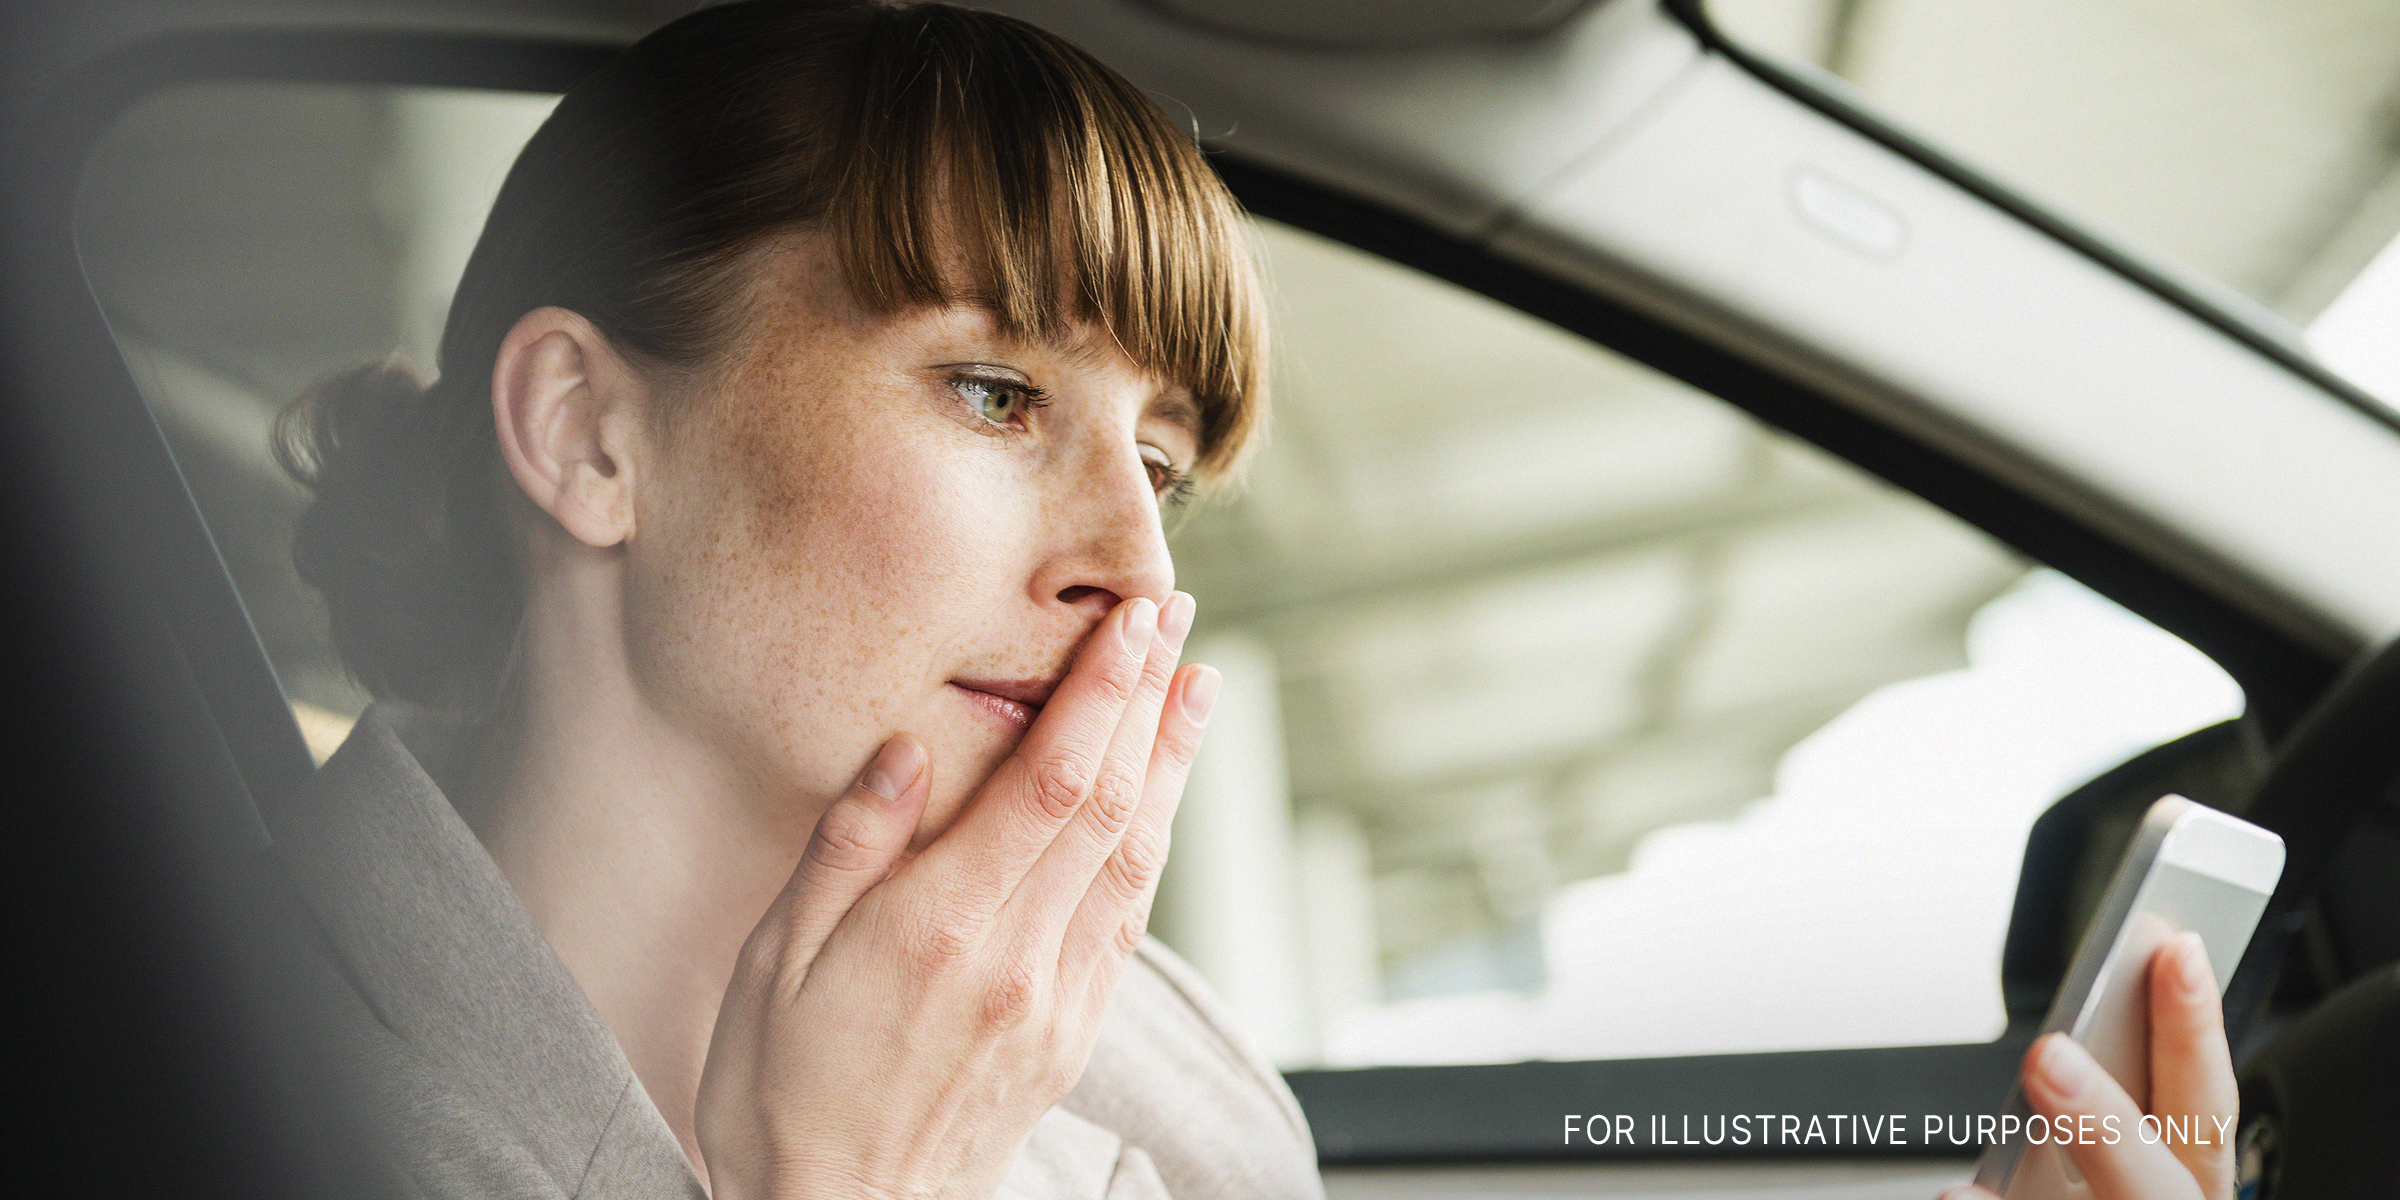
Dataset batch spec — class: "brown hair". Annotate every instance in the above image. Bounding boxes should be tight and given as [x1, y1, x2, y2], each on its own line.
[277, 0, 1266, 712]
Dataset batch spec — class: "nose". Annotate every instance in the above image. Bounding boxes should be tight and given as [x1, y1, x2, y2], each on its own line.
[1027, 449, 1176, 624]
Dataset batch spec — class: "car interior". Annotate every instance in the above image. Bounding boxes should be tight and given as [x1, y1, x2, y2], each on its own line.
[4, 2, 2395, 1198]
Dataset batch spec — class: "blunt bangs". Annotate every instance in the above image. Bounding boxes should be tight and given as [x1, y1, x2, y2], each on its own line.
[828, 5, 1267, 479]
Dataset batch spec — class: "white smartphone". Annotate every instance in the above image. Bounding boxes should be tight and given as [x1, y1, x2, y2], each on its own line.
[1974, 794, 2284, 1200]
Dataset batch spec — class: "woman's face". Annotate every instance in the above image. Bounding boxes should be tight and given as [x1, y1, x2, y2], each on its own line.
[625, 236, 1198, 839]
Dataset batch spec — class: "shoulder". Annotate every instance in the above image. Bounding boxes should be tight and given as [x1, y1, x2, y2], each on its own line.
[278, 703, 701, 1200]
[333, 1007, 694, 1200]
[1058, 938, 1325, 1200]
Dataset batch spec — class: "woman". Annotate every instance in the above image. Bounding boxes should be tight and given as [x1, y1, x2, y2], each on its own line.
[271, 2, 2239, 1198]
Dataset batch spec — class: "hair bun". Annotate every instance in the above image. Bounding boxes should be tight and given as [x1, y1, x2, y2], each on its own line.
[275, 358, 518, 709]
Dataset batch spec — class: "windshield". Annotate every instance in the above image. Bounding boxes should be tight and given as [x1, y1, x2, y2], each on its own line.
[1705, 0, 2400, 409]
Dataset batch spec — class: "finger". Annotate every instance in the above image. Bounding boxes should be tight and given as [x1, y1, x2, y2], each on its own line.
[752, 736, 929, 977]
[1013, 593, 1192, 946]
[2150, 932, 2238, 1197]
[1064, 660, 1216, 993]
[1937, 1187, 2000, 1200]
[912, 597, 1156, 899]
[2023, 1033, 2202, 1200]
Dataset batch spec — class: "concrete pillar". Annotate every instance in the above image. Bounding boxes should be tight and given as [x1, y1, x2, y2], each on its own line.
[1153, 633, 1315, 1066]
[1294, 805, 1383, 1029]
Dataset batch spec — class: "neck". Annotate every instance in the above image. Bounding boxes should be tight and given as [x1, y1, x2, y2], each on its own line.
[458, 560, 824, 1185]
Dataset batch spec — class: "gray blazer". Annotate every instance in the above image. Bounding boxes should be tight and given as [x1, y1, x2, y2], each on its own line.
[272, 703, 1326, 1200]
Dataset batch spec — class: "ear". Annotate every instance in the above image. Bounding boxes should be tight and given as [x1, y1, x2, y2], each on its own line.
[490, 307, 648, 548]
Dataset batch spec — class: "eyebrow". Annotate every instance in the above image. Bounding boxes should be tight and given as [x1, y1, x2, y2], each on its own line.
[1146, 391, 1203, 444]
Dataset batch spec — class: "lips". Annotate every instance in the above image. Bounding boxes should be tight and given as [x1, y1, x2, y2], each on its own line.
[948, 677, 1060, 731]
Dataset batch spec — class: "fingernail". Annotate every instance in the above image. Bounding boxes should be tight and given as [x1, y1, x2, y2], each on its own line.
[859, 736, 924, 801]
[2036, 1033, 2090, 1100]
[1121, 598, 1157, 658]
[1158, 592, 1196, 653]
[1181, 665, 1220, 725]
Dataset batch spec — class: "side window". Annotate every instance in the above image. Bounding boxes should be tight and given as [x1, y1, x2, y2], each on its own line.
[1155, 220, 2245, 1067]
[75, 82, 558, 757]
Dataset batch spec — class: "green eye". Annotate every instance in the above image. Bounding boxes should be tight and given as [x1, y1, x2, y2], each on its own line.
[955, 374, 1048, 428]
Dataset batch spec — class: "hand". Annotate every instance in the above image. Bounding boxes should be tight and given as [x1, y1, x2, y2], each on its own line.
[1945, 932, 2238, 1200]
[693, 593, 1214, 1200]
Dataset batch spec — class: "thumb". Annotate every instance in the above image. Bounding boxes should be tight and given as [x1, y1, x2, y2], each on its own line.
[762, 735, 930, 975]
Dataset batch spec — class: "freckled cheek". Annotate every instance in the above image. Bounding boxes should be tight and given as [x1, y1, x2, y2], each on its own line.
[808, 431, 1041, 596]
[859, 489, 1014, 604]
[633, 343, 1065, 793]
[642, 426, 1029, 734]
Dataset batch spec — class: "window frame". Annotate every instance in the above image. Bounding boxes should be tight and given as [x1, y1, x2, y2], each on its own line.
[16, 21, 2357, 1170]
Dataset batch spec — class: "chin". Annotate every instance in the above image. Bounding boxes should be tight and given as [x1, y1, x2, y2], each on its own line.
[907, 719, 1019, 847]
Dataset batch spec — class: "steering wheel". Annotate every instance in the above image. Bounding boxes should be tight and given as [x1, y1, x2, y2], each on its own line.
[2219, 633, 2400, 1200]
[2221, 633, 2400, 1026]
